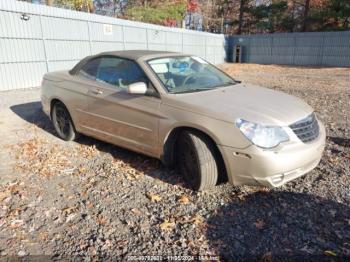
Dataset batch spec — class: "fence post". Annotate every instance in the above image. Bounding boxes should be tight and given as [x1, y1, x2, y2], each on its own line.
[270, 35, 273, 64]
[122, 25, 126, 50]
[146, 28, 149, 50]
[320, 33, 325, 66]
[204, 35, 207, 60]
[292, 35, 296, 65]
[86, 21, 92, 55]
[39, 14, 49, 73]
[181, 31, 184, 53]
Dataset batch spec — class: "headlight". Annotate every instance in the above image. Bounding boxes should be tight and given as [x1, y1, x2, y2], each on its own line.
[236, 119, 289, 149]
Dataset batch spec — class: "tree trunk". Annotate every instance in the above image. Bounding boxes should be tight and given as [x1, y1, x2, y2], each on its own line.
[343, 17, 349, 30]
[290, 0, 296, 32]
[237, 0, 244, 34]
[302, 0, 310, 32]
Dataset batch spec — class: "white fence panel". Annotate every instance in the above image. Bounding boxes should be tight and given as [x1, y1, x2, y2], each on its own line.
[0, 0, 225, 91]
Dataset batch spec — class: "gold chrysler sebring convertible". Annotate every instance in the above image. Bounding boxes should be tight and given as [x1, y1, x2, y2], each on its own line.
[41, 50, 326, 190]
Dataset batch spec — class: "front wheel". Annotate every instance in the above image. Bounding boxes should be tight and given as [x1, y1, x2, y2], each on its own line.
[177, 131, 219, 191]
[51, 101, 77, 141]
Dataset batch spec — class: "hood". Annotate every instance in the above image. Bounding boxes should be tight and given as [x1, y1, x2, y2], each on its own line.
[163, 83, 313, 126]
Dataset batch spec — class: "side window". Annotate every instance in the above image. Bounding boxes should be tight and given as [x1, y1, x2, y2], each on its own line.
[96, 57, 148, 89]
[79, 58, 101, 80]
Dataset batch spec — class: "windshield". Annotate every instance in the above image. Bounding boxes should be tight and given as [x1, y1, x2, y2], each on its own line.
[147, 56, 237, 93]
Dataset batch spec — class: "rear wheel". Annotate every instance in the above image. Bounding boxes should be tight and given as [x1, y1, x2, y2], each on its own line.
[177, 131, 218, 191]
[51, 101, 77, 141]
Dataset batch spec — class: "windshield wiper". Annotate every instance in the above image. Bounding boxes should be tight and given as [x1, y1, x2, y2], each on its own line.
[170, 88, 214, 94]
[210, 81, 238, 89]
[170, 80, 241, 94]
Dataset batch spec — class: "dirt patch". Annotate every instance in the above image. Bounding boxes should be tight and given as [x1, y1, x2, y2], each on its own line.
[219, 63, 350, 92]
[0, 65, 349, 259]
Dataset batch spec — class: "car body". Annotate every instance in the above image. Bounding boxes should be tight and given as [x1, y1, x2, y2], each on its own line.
[41, 50, 326, 190]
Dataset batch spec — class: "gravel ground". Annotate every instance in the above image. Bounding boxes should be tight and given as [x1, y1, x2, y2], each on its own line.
[0, 64, 349, 260]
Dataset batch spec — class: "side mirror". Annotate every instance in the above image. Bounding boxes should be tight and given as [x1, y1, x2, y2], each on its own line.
[128, 82, 147, 95]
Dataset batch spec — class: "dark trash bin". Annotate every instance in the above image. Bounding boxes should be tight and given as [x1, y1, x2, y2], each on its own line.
[233, 45, 242, 63]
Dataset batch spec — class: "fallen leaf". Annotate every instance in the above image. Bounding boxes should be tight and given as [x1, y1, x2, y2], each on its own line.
[254, 219, 265, 229]
[259, 187, 270, 193]
[324, 250, 337, 256]
[237, 194, 245, 201]
[7, 207, 21, 218]
[61, 168, 75, 175]
[329, 209, 337, 217]
[146, 192, 162, 202]
[62, 206, 75, 215]
[160, 220, 175, 231]
[126, 174, 136, 180]
[178, 195, 190, 204]
[10, 219, 24, 229]
[66, 214, 76, 223]
[329, 157, 338, 164]
[0, 191, 11, 202]
[300, 245, 313, 254]
[131, 208, 142, 216]
[261, 251, 272, 262]
[96, 215, 107, 225]
[232, 191, 246, 201]
[192, 215, 204, 225]
[8, 184, 20, 194]
[178, 214, 205, 226]
[78, 167, 87, 173]
[116, 239, 128, 247]
[39, 231, 48, 241]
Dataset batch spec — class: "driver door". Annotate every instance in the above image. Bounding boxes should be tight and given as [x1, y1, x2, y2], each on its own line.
[83, 56, 161, 156]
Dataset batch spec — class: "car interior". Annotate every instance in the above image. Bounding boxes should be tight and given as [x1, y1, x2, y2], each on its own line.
[149, 57, 224, 93]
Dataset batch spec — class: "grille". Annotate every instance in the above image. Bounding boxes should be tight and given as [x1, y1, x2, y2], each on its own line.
[289, 113, 319, 143]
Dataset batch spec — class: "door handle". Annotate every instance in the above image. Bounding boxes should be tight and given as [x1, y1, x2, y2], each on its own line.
[91, 89, 103, 95]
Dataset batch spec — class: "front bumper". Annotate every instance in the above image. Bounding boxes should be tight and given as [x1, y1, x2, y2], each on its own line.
[219, 120, 326, 188]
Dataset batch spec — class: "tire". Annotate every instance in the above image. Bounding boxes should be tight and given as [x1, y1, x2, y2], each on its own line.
[177, 130, 219, 191]
[51, 101, 77, 141]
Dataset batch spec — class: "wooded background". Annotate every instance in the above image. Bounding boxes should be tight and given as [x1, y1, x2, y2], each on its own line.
[22, 0, 350, 34]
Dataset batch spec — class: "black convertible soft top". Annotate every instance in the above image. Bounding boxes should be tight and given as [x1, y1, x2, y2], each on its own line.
[69, 50, 178, 75]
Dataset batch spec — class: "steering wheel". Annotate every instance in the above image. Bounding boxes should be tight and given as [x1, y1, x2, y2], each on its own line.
[182, 73, 218, 87]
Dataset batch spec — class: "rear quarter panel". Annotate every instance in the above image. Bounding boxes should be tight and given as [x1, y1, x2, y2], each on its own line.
[41, 71, 89, 132]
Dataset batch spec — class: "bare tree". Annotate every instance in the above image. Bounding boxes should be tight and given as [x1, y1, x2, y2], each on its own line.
[302, 0, 310, 31]
[237, 0, 245, 34]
